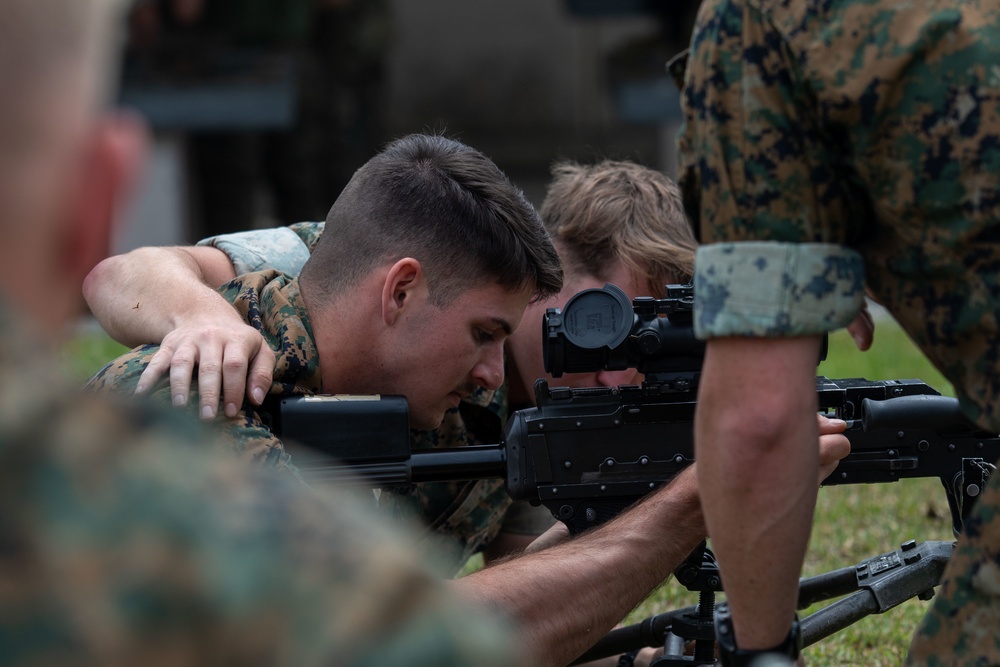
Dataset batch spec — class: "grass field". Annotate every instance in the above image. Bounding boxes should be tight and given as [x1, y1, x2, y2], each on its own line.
[61, 325, 129, 382]
[67, 315, 959, 665]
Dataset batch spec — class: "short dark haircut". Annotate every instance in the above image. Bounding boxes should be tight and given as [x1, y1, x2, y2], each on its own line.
[301, 133, 563, 306]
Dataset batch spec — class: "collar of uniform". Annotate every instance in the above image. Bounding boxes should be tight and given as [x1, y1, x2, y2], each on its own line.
[219, 270, 323, 396]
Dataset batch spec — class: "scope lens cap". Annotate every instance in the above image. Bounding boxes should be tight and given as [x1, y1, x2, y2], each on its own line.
[560, 283, 632, 350]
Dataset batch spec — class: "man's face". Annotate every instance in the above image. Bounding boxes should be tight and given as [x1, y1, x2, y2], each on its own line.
[381, 281, 533, 430]
[506, 260, 650, 405]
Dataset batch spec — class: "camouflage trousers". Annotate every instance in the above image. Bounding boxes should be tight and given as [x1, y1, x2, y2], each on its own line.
[907, 469, 1000, 665]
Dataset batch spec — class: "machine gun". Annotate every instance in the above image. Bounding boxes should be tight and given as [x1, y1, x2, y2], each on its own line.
[272, 284, 995, 539]
[264, 284, 997, 664]
[275, 376, 995, 537]
[270, 375, 993, 665]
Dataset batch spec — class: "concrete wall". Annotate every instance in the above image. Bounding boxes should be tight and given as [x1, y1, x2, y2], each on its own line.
[116, 2, 685, 251]
[382, 1, 678, 168]
[385, 1, 652, 131]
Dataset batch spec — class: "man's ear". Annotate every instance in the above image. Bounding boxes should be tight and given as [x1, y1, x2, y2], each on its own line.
[60, 111, 148, 287]
[381, 257, 424, 325]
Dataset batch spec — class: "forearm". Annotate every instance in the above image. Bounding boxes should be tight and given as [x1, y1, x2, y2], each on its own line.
[84, 246, 236, 346]
[694, 337, 821, 651]
[451, 468, 705, 667]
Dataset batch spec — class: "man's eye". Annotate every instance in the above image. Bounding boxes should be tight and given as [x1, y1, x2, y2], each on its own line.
[477, 329, 496, 343]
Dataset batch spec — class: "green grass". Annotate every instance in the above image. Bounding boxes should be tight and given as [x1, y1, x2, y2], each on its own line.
[625, 316, 956, 665]
[816, 317, 953, 397]
[61, 325, 129, 383]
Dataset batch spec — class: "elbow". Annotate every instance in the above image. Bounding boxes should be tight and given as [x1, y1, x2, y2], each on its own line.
[82, 255, 119, 311]
[742, 401, 803, 450]
[700, 391, 818, 465]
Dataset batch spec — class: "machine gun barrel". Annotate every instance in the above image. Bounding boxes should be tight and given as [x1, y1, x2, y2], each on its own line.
[297, 445, 507, 486]
[408, 445, 506, 482]
[264, 393, 507, 486]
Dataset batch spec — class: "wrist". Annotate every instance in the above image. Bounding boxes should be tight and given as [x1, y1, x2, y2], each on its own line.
[715, 602, 801, 667]
[178, 292, 245, 326]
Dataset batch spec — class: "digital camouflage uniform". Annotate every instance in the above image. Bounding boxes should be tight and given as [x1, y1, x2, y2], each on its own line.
[88, 228, 523, 572]
[1, 299, 519, 666]
[677, 0, 1000, 663]
[86, 270, 311, 479]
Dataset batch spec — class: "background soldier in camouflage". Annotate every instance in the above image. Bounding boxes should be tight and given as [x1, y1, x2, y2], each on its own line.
[0, 1, 528, 665]
[677, 0, 1000, 663]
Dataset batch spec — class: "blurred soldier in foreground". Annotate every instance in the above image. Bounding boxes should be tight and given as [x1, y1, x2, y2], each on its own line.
[0, 1, 519, 664]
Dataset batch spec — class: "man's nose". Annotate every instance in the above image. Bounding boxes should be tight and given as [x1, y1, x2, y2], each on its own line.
[473, 345, 505, 390]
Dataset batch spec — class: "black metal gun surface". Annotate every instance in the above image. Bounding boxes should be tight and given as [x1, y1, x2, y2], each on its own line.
[271, 376, 997, 537]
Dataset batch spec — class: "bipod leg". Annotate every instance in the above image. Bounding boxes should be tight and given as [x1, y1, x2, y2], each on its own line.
[651, 589, 717, 666]
[569, 609, 688, 665]
[647, 543, 720, 666]
[797, 540, 952, 648]
[574, 541, 951, 665]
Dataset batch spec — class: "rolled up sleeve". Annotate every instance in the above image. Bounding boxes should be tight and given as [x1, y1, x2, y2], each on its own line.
[694, 241, 865, 338]
[197, 227, 312, 277]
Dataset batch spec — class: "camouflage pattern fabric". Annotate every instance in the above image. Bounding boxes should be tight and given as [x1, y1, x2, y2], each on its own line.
[1, 300, 520, 666]
[287, 220, 325, 251]
[87, 270, 316, 478]
[677, 1, 1000, 663]
[678, 0, 1000, 432]
[87, 267, 521, 573]
[908, 474, 1000, 665]
[195, 221, 324, 276]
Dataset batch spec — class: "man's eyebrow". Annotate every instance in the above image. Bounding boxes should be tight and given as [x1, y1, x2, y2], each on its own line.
[486, 317, 513, 336]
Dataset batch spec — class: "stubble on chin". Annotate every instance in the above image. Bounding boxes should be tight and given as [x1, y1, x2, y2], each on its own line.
[409, 407, 446, 432]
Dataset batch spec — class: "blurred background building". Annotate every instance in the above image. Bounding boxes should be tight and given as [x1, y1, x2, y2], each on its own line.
[113, 0, 700, 253]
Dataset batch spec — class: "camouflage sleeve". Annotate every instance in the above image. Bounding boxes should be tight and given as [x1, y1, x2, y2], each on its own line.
[287, 221, 325, 252]
[196, 226, 314, 276]
[694, 242, 865, 338]
[679, 0, 866, 338]
[84, 343, 157, 396]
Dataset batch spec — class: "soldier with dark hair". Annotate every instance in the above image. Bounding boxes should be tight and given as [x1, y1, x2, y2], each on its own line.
[88, 132, 564, 444]
[85, 156, 704, 571]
